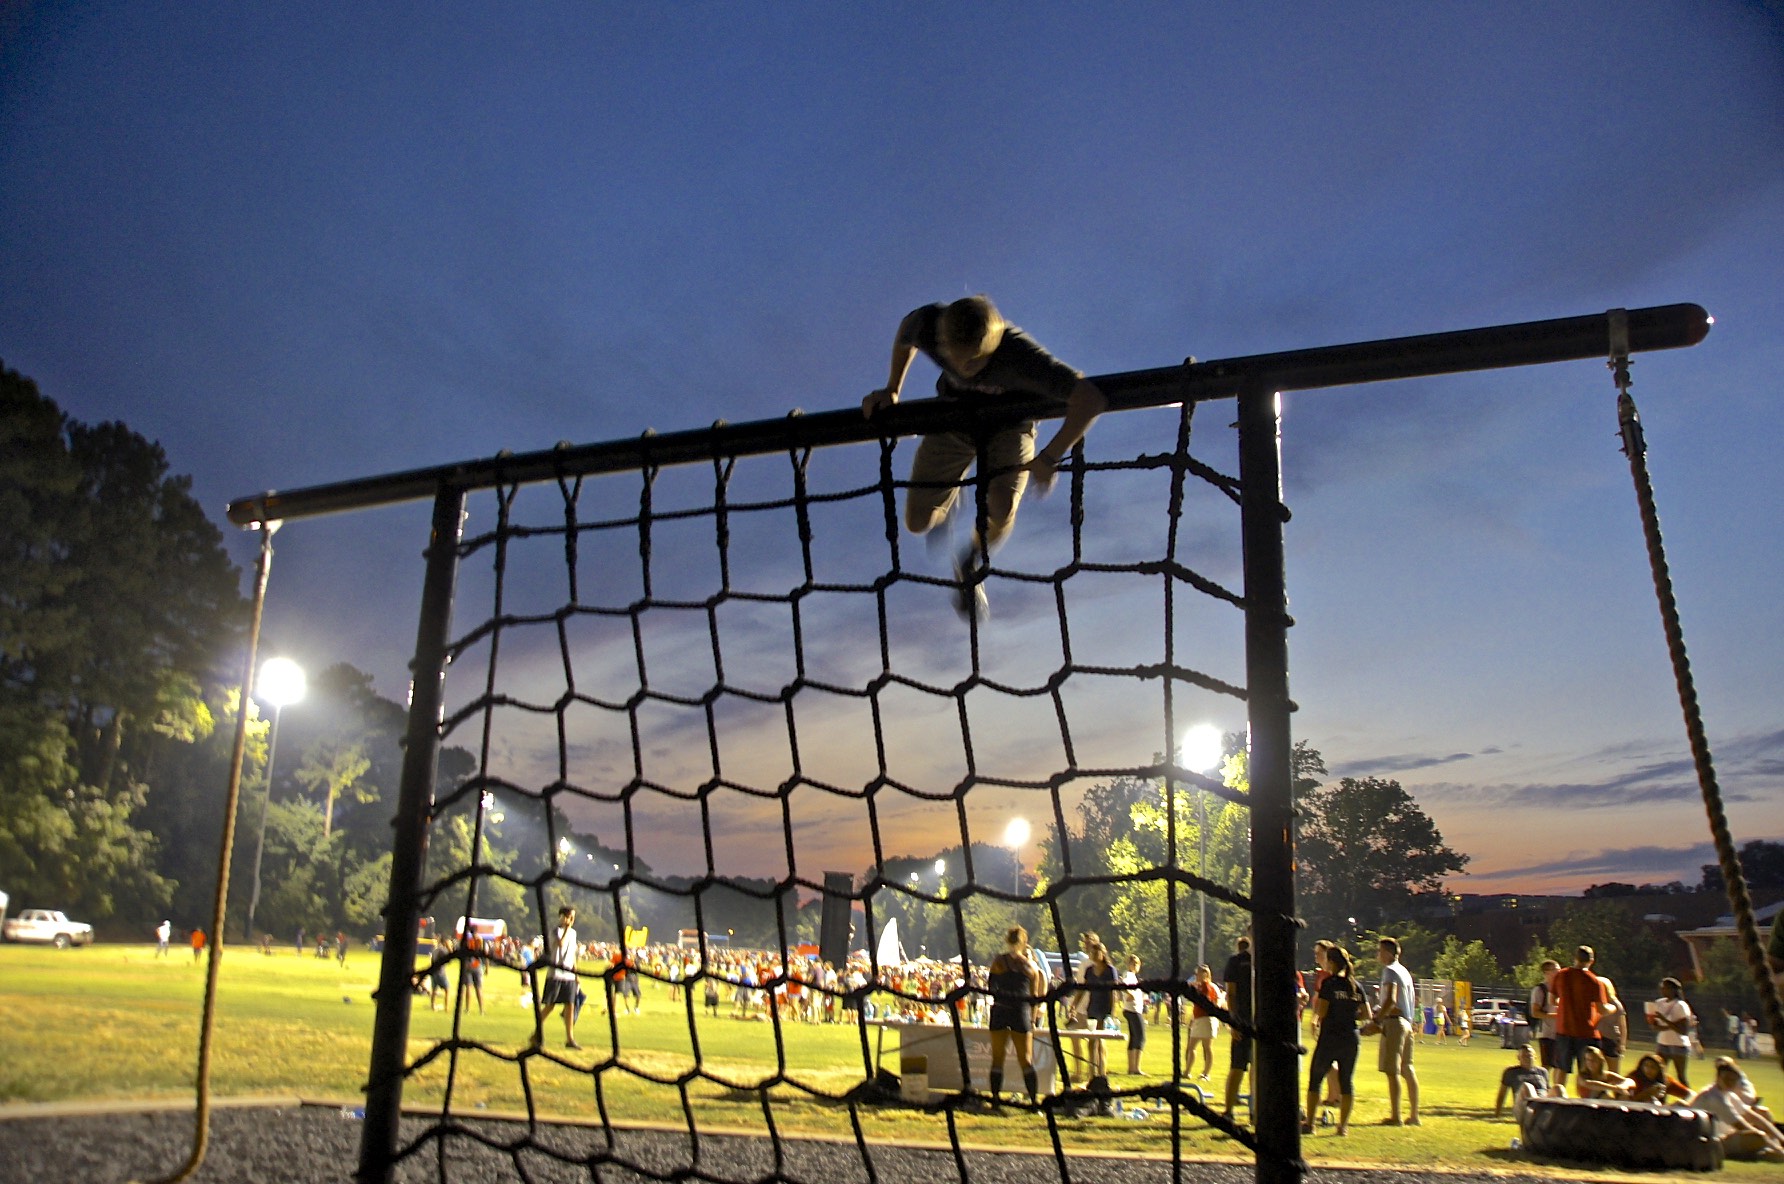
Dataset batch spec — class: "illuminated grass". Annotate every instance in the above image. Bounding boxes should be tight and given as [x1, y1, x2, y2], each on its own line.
[3, 944, 1779, 1176]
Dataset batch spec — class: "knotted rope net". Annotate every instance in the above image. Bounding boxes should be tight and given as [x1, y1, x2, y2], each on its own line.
[380, 400, 1290, 1181]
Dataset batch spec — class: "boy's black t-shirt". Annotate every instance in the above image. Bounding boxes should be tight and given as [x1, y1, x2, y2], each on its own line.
[906, 304, 1080, 404]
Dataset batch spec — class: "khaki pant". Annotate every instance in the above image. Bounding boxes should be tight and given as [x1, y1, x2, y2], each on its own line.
[904, 423, 1036, 549]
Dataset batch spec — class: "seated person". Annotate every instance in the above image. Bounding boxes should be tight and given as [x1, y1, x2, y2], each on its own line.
[1495, 1044, 1550, 1122]
[1690, 1062, 1784, 1162]
[1626, 1052, 1692, 1105]
[1574, 1045, 1635, 1100]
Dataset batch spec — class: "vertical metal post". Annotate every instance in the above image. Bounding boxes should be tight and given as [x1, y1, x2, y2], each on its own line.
[1236, 384, 1304, 1183]
[359, 486, 466, 1184]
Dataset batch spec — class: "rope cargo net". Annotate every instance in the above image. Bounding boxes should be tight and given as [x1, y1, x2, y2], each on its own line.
[390, 401, 1287, 1181]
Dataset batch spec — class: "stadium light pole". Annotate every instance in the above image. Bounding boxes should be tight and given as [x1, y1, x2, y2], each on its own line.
[1180, 723, 1224, 967]
[1003, 816, 1030, 896]
[246, 656, 306, 942]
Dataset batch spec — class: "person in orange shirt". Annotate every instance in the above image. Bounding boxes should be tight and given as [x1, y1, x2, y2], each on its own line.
[1550, 944, 1615, 1096]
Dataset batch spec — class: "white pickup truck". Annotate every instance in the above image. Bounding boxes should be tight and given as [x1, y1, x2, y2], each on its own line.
[2, 908, 95, 948]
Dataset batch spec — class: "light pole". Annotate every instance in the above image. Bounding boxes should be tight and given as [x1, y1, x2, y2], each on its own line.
[246, 656, 306, 942]
[1003, 816, 1030, 896]
[1180, 723, 1223, 967]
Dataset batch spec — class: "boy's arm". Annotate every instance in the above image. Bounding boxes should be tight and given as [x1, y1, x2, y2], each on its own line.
[862, 309, 923, 418]
[1494, 1081, 1509, 1118]
[1026, 378, 1107, 493]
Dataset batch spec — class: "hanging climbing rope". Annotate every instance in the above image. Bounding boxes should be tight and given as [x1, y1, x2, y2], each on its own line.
[137, 518, 280, 1184]
[1607, 309, 1784, 1074]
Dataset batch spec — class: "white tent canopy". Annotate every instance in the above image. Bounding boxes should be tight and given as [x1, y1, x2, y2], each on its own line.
[875, 917, 905, 966]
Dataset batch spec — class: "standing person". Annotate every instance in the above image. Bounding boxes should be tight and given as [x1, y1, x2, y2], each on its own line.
[986, 925, 1047, 1107]
[703, 972, 721, 1018]
[1528, 959, 1560, 1075]
[532, 907, 582, 1051]
[424, 937, 452, 1011]
[336, 931, 349, 967]
[1186, 964, 1223, 1081]
[1723, 1008, 1743, 1055]
[1120, 954, 1147, 1076]
[1075, 935, 1117, 1082]
[189, 927, 206, 963]
[1371, 936, 1420, 1126]
[295, 926, 305, 956]
[618, 952, 643, 1015]
[1309, 939, 1342, 1113]
[1646, 977, 1695, 1086]
[860, 295, 1107, 620]
[460, 934, 486, 1015]
[1222, 935, 1254, 1120]
[1595, 975, 1629, 1073]
[1550, 944, 1613, 1096]
[154, 920, 171, 957]
[1304, 943, 1370, 1137]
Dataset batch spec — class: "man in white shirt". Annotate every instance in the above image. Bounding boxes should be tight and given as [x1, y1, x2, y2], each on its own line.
[1373, 936, 1421, 1126]
[1691, 1063, 1784, 1162]
[531, 906, 582, 1052]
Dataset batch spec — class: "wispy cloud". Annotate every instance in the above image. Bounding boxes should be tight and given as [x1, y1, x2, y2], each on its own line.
[1331, 750, 1480, 776]
[1473, 842, 1720, 883]
[1399, 728, 1784, 811]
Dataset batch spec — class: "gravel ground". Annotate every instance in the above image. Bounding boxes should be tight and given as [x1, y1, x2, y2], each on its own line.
[0, 1104, 1606, 1184]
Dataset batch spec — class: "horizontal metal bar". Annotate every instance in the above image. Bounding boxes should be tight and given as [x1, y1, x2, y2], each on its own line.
[226, 303, 1709, 526]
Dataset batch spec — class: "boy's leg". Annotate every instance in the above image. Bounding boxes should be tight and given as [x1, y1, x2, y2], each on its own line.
[904, 431, 976, 536]
[976, 424, 1037, 554]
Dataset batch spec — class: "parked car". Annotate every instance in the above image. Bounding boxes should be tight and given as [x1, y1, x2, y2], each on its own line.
[2, 908, 94, 949]
[1470, 998, 1519, 1029]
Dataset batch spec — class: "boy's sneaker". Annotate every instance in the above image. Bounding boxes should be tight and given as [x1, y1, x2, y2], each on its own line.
[952, 550, 989, 621]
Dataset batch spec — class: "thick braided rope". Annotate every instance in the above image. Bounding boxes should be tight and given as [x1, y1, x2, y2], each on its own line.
[1611, 348, 1784, 1077]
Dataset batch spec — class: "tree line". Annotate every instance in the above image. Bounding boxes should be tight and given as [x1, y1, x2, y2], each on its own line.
[0, 363, 1475, 952]
[9, 360, 1762, 996]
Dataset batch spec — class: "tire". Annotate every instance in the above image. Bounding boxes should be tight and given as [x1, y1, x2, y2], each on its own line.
[1523, 1096, 1722, 1171]
[53, 934, 71, 950]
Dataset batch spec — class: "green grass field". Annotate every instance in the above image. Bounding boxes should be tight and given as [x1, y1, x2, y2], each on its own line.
[2, 943, 1779, 1177]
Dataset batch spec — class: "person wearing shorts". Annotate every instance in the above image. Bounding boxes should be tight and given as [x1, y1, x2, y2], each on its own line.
[1120, 954, 1147, 1075]
[1186, 964, 1222, 1080]
[1550, 944, 1611, 1095]
[1595, 974, 1628, 1072]
[532, 907, 582, 1051]
[1528, 959, 1560, 1071]
[986, 926, 1047, 1105]
[1374, 936, 1420, 1126]
[1647, 977, 1695, 1085]
[861, 295, 1106, 620]
[1223, 936, 1254, 1118]
[1305, 943, 1369, 1136]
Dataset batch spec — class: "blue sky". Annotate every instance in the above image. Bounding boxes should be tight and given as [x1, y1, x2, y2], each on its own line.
[3, 3, 1780, 895]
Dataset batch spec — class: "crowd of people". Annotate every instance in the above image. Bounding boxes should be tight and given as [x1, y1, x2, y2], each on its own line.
[1494, 942, 1784, 1161]
[395, 915, 1783, 1158]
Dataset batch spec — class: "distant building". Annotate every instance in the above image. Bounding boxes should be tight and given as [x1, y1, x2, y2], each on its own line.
[1442, 890, 1731, 971]
[1675, 898, 1783, 981]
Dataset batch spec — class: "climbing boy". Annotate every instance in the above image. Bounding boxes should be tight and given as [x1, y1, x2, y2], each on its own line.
[861, 295, 1105, 618]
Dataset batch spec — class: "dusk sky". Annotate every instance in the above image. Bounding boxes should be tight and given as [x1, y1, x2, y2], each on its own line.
[2, 4, 1780, 898]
